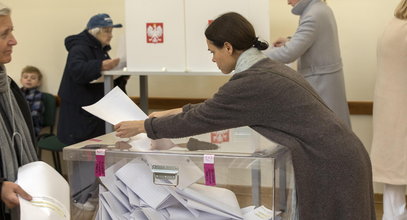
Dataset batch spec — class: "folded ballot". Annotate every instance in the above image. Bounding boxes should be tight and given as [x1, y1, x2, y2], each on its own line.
[177, 183, 243, 219]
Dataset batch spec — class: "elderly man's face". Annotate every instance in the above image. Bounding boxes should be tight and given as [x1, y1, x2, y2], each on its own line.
[96, 27, 113, 47]
[0, 15, 17, 64]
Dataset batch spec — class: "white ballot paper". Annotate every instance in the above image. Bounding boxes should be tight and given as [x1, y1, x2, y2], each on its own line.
[99, 159, 131, 211]
[82, 86, 175, 151]
[17, 161, 70, 220]
[243, 205, 281, 220]
[115, 158, 171, 209]
[177, 183, 243, 219]
[82, 86, 147, 125]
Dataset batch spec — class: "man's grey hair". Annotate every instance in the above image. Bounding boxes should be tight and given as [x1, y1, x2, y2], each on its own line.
[88, 27, 101, 38]
[0, 3, 10, 16]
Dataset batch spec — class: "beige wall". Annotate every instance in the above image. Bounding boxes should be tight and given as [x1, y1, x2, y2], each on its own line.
[4, 0, 398, 99]
[3, 0, 400, 193]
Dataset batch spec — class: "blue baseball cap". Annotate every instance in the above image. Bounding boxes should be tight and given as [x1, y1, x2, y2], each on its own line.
[86, 13, 122, 30]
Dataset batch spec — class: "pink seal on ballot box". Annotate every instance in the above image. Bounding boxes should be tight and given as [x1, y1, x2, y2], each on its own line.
[204, 154, 216, 186]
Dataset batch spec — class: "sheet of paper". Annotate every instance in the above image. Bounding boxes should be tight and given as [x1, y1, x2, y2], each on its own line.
[82, 86, 176, 150]
[156, 194, 181, 210]
[186, 199, 237, 219]
[166, 205, 232, 220]
[164, 187, 200, 217]
[114, 178, 127, 195]
[129, 209, 148, 220]
[99, 159, 131, 211]
[177, 183, 243, 219]
[241, 206, 255, 215]
[112, 34, 127, 70]
[17, 161, 70, 220]
[141, 207, 167, 220]
[99, 191, 116, 220]
[126, 186, 141, 207]
[243, 205, 281, 220]
[97, 185, 108, 220]
[100, 191, 129, 217]
[127, 133, 153, 151]
[115, 158, 170, 209]
[130, 208, 148, 220]
[82, 86, 147, 125]
[96, 199, 110, 220]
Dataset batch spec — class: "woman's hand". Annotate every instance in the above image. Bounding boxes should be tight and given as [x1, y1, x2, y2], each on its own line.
[115, 120, 145, 138]
[148, 108, 182, 118]
[1, 181, 32, 209]
[273, 37, 289, 47]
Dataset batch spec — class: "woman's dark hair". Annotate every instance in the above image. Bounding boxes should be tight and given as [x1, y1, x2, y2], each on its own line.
[205, 12, 268, 51]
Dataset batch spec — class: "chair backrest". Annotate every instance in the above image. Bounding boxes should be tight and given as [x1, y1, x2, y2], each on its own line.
[41, 92, 57, 133]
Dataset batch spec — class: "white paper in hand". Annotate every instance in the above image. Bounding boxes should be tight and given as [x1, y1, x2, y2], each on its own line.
[82, 86, 147, 125]
[17, 161, 70, 220]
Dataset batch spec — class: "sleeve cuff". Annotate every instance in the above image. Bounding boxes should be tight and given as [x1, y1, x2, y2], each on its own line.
[144, 118, 158, 139]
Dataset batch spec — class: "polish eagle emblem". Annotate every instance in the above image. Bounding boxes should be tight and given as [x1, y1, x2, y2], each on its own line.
[146, 23, 164, 43]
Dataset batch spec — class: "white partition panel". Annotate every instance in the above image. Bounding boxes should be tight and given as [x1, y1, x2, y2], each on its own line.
[125, 0, 269, 73]
[185, 0, 270, 72]
[125, 0, 186, 72]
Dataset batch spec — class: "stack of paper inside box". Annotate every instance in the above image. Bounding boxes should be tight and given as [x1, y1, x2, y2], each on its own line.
[95, 156, 278, 220]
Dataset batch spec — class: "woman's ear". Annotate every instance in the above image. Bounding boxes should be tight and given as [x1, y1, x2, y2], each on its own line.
[224, 42, 234, 55]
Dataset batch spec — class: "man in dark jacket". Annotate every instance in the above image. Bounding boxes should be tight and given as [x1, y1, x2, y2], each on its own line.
[0, 4, 38, 219]
[58, 13, 128, 145]
[57, 13, 128, 211]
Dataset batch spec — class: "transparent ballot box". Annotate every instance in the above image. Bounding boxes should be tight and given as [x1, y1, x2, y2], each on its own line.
[63, 127, 296, 220]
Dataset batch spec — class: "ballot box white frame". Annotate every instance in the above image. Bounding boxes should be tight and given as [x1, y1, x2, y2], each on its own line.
[63, 129, 296, 219]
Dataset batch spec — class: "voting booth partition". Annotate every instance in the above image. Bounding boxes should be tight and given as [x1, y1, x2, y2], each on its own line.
[63, 127, 296, 219]
[124, 0, 270, 73]
[101, 0, 271, 129]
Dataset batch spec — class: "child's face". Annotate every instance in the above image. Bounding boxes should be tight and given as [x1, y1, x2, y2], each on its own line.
[20, 72, 41, 89]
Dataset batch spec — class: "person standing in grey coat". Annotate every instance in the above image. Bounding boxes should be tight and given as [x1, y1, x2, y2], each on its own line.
[115, 12, 375, 220]
[264, 0, 351, 128]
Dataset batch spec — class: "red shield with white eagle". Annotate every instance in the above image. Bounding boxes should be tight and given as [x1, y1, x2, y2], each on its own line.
[210, 130, 230, 144]
[146, 23, 164, 43]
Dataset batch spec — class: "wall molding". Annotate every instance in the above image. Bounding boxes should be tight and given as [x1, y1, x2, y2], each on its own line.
[130, 97, 373, 115]
[57, 96, 373, 115]
[348, 101, 373, 115]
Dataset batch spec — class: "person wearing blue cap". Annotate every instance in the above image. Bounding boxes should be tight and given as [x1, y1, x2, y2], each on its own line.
[58, 13, 127, 146]
[57, 13, 128, 211]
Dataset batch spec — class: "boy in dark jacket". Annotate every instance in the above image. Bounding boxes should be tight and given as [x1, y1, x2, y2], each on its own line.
[20, 65, 44, 137]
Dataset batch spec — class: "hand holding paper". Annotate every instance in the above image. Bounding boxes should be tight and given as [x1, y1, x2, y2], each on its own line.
[115, 120, 145, 138]
[1, 181, 31, 208]
[82, 86, 148, 125]
[82, 86, 175, 150]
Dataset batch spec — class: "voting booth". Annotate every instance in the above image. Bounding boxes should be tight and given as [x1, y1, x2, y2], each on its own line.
[124, 0, 270, 72]
[63, 127, 297, 219]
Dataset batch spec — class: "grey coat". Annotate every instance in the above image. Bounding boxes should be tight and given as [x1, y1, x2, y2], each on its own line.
[145, 59, 375, 219]
[265, 0, 351, 127]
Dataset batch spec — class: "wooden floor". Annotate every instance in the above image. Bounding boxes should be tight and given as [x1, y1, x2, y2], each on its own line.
[70, 193, 385, 220]
[375, 198, 383, 220]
